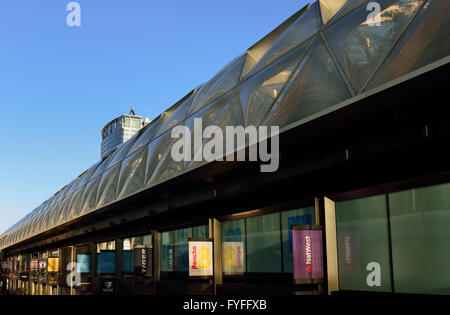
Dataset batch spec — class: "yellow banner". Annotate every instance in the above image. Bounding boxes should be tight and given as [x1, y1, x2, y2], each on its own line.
[47, 258, 59, 272]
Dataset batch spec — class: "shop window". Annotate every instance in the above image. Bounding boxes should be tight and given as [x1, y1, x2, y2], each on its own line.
[97, 241, 116, 274]
[122, 235, 152, 274]
[159, 225, 208, 274]
[281, 207, 315, 273]
[246, 213, 282, 273]
[336, 195, 392, 292]
[222, 219, 246, 275]
[389, 182, 450, 294]
[75, 245, 92, 295]
[174, 225, 208, 272]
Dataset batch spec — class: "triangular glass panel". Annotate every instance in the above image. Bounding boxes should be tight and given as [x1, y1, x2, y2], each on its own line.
[107, 132, 140, 169]
[128, 113, 165, 156]
[144, 131, 174, 188]
[80, 176, 101, 217]
[241, 4, 311, 79]
[96, 163, 121, 209]
[320, 0, 350, 25]
[239, 37, 314, 128]
[246, 2, 321, 78]
[324, 0, 425, 93]
[264, 37, 351, 128]
[190, 55, 246, 114]
[189, 54, 246, 115]
[327, 0, 369, 25]
[117, 146, 148, 200]
[155, 91, 195, 137]
[366, 0, 450, 91]
[187, 90, 243, 170]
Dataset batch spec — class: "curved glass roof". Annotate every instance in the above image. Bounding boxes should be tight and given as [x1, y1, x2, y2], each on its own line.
[1, 0, 449, 250]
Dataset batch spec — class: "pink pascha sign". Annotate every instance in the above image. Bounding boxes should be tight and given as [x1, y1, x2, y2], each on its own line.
[292, 228, 324, 282]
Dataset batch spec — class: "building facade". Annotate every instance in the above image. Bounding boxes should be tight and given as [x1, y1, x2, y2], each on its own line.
[0, 0, 449, 295]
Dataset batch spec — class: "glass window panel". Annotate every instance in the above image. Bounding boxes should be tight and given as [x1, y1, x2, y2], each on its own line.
[328, 0, 369, 25]
[124, 117, 131, 128]
[265, 37, 351, 129]
[122, 250, 134, 274]
[281, 207, 315, 273]
[161, 231, 174, 272]
[336, 195, 392, 292]
[246, 2, 320, 78]
[246, 213, 282, 273]
[324, 0, 425, 93]
[319, 0, 350, 25]
[239, 38, 313, 127]
[366, 0, 450, 91]
[389, 183, 450, 294]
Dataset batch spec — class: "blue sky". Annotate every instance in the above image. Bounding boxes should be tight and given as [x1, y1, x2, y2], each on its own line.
[0, 0, 309, 233]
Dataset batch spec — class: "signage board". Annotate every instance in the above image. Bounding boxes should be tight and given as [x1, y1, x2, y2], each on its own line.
[30, 260, 39, 272]
[161, 244, 174, 272]
[47, 258, 59, 272]
[47, 273, 58, 286]
[134, 247, 152, 277]
[292, 225, 324, 284]
[76, 254, 91, 273]
[222, 242, 245, 275]
[97, 251, 116, 274]
[100, 279, 116, 295]
[39, 259, 47, 273]
[188, 239, 213, 277]
[20, 273, 29, 281]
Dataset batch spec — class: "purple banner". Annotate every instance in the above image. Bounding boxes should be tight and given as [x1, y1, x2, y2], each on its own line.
[292, 229, 324, 281]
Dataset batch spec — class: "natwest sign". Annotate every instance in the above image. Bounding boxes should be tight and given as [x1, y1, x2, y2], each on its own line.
[292, 225, 324, 284]
[188, 239, 213, 277]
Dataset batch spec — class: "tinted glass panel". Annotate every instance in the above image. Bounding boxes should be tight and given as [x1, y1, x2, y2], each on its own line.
[246, 213, 282, 273]
[389, 183, 450, 294]
[336, 195, 392, 292]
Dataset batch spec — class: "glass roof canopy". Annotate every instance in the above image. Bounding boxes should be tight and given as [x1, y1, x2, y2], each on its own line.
[1, 0, 449, 250]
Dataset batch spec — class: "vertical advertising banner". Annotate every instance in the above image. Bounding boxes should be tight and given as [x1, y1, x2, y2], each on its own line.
[38, 259, 47, 273]
[76, 254, 91, 273]
[188, 239, 213, 277]
[30, 260, 39, 272]
[222, 242, 245, 275]
[47, 258, 59, 272]
[134, 247, 152, 277]
[292, 225, 324, 283]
